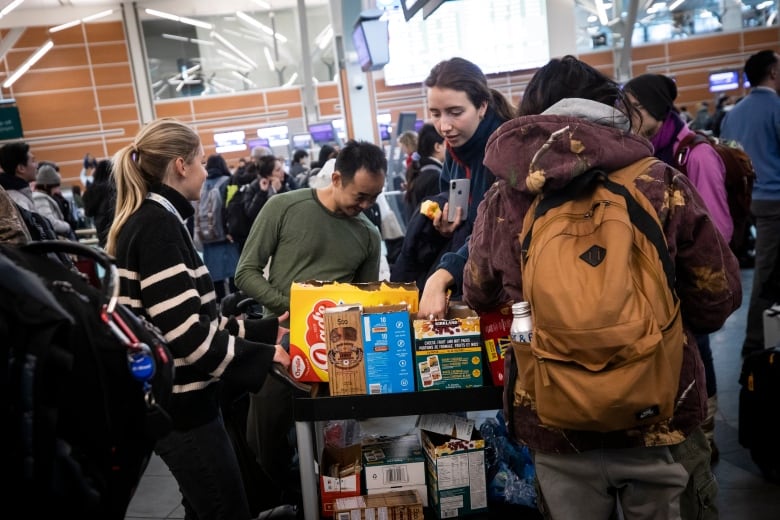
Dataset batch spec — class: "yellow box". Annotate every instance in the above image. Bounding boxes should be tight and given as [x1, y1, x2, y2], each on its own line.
[289, 281, 418, 382]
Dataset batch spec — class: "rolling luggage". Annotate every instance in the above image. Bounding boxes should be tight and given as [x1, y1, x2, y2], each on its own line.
[738, 347, 780, 482]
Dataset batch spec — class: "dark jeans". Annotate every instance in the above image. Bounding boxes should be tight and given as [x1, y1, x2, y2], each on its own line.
[744, 200, 780, 353]
[154, 414, 252, 520]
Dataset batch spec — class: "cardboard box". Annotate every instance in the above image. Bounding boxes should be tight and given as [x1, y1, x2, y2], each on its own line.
[362, 434, 427, 506]
[421, 429, 488, 519]
[416, 413, 475, 442]
[289, 281, 418, 382]
[325, 305, 367, 396]
[333, 490, 424, 520]
[320, 443, 363, 517]
[479, 306, 513, 386]
[362, 304, 415, 395]
[413, 309, 483, 390]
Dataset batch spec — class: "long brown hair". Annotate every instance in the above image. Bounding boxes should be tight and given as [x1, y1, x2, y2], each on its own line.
[425, 57, 515, 121]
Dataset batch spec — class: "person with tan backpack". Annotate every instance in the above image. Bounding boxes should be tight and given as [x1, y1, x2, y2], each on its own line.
[463, 56, 742, 519]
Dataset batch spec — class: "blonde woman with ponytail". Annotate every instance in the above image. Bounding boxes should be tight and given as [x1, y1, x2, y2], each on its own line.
[108, 118, 289, 520]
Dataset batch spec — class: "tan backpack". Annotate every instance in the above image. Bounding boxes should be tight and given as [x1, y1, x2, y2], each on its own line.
[514, 157, 684, 432]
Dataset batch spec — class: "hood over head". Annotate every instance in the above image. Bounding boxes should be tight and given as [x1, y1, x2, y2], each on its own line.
[484, 98, 653, 195]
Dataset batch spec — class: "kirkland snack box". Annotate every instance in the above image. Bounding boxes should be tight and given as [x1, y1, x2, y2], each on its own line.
[412, 306, 482, 390]
[289, 281, 418, 382]
[420, 428, 487, 519]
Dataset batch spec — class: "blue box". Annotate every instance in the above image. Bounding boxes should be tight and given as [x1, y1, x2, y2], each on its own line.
[362, 305, 414, 394]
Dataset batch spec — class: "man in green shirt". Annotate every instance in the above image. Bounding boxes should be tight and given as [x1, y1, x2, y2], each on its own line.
[234, 139, 387, 508]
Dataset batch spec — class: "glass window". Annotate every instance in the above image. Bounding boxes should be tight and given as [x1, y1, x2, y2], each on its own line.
[139, 2, 334, 100]
[575, 0, 778, 53]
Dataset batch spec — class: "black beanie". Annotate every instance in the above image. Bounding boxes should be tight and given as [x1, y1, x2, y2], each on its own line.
[624, 74, 678, 121]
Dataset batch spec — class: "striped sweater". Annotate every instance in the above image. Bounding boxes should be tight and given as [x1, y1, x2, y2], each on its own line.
[115, 184, 278, 430]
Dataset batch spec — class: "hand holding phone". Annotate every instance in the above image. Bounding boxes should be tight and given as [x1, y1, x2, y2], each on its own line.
[447, 178, 470, 222]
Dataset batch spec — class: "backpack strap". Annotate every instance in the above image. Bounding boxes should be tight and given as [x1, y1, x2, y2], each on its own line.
[521, 158, 677, 299]
[675, 132, 709, 173]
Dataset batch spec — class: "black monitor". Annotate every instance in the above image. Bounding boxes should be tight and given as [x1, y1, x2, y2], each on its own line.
[308, 121, 336, 145]
[352, 17, 389, 72]
[0, 99, 23, 140]
[396, 112, 418, 137]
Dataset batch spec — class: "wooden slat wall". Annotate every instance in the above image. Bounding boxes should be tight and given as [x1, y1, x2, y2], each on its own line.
[2, 22, 780, 186]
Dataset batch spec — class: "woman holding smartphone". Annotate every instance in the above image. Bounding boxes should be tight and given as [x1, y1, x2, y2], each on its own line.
[418, 57, 515, 317]
[106, 118, 290, 520]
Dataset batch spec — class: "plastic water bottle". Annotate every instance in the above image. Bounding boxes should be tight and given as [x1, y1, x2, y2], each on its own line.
[510, 301, 533, 343]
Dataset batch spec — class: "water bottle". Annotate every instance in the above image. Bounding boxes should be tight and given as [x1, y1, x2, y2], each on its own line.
[510, 301, 533, 343]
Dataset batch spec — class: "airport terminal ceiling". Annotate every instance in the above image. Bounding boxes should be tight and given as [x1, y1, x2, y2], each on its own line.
[0, 0, 777, 98]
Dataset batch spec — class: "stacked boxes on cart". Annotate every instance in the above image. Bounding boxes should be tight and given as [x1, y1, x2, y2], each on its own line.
[288, 281, 514, 393]
[290, 282, 509, 517]
[320, 416, 488, 519]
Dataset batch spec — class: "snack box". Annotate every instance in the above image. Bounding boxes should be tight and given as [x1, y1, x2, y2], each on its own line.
[325, 305, 367, 396]
[333, 489, 424, 520]
[479, 306, 513, 386]
[421, 429, 487, 519]
[413, 307, 482, 390]
[320, 443, 363, 517]
[362, 434, 427, 505]
[289, 281, 418, 382]
[362, 304, 415, 394]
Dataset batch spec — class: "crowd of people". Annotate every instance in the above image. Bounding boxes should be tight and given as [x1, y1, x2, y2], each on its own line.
[2, 49, 779, 520]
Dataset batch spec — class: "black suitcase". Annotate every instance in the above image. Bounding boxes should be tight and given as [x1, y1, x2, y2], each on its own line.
[738, 347, 780, 482]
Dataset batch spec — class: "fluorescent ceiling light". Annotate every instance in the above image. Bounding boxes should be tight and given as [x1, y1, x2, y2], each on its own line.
[211, 31, 258, 68]
[162, 33, 188, 42]
[0, 0, 24, 19]
[162, 33, 214, 45]
[49, 20, 80, 33]
[216, 48, 253, 69]
[251, 0, 271, 8]
[231, 70, 257, 87]
[3, 39, 53, 88]
[283, 72, 298, 87]
[263, 46, 275, 71]
[235, 11, 287, 43]
[668, 0, 686, 9]
[314, 24, 333, 50]
[83, 9, 113, 23]
[595, 0, 609, 25]
[145, 8, 213, 30]
[51, 9, 113, 32]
